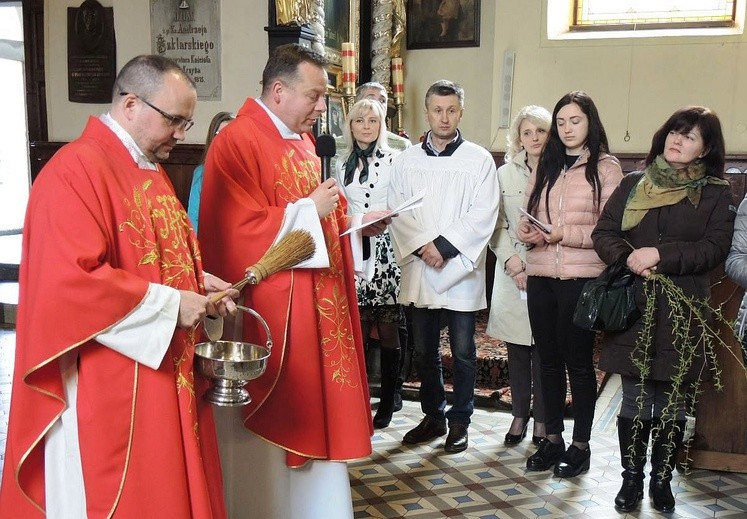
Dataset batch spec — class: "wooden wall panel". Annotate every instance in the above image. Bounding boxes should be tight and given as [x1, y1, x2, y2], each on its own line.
[30, 141, 203, 210]
[28, 144, 747, 215]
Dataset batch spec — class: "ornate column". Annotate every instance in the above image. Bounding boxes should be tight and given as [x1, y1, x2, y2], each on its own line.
[371, 0, 393, 86]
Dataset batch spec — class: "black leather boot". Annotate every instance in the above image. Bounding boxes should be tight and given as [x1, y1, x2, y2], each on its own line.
[649, 419, 686, 513]
[373, 347, 401, 428]
[393, 321, 409, 412]
[615, 416, 651, 512]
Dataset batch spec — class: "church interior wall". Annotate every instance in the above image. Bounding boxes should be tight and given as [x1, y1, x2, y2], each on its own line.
[44, 0, 747, 155]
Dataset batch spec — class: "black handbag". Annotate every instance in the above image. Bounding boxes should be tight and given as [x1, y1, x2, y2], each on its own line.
[573, 260, 641, 332]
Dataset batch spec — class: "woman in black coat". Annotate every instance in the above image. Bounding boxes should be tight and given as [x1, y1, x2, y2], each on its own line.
[591, 106, 734, 514]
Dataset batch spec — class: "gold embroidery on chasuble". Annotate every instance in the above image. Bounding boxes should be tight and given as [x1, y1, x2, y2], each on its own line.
[118, 180, 201, 431]
[273, 148, 318, 204]
[316, 258, 358, 389]
[118, 180, 200, 289]
[273, 149, 359, 389]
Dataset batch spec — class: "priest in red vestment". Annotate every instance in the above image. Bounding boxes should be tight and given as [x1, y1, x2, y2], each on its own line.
[0, 56, 235, 518]
[198, 44, 387, 518]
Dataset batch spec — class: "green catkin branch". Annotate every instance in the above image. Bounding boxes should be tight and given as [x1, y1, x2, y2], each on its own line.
[628, 273, 747, 474]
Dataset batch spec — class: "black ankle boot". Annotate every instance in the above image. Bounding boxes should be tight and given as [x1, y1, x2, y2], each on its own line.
[615, 416, 651, 512]
[373, 348, 401, 428]
[649, 419, 685, 513]
[526, 438, 565, 471]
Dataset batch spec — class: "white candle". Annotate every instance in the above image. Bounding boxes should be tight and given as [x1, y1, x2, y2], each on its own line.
[342, 42, 356, 92]
[391, 57, 404, 100]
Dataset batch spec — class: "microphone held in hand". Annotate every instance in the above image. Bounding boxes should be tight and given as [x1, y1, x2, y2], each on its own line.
[315, 134, 336, 181]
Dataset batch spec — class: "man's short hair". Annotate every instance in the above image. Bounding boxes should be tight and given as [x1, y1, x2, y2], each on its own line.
[261, 44, 327, 95]
[113, 55, 194, 101]
[356, 81, 387, 102]
[424, 80, 464, 108]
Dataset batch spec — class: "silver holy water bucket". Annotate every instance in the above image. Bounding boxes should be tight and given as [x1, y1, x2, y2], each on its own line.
[194, 305, 273, 406]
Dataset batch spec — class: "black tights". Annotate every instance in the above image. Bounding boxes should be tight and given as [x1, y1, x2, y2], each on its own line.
[361, 320, 401, 350]
[527, 276, 597, 443]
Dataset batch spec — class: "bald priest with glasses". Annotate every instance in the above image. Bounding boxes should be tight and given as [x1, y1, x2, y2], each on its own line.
[0, 55, 238, 518]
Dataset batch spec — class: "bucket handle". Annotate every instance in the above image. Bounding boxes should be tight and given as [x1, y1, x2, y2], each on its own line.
[236, 305, 273, 351]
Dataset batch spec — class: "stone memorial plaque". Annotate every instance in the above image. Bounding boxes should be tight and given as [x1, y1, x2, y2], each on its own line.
[151, 0, 221, 100]
[67, 0, 116, 103]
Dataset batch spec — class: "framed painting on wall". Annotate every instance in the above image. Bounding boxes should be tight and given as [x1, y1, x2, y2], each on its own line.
[324, 0, 360, 69]
[326, 93, 346, 138]
[406, 0, 480, 49]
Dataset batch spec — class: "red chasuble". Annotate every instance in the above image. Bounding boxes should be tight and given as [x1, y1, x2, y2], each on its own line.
[199, 99, 372, 467]
[0, 118, 226, 518]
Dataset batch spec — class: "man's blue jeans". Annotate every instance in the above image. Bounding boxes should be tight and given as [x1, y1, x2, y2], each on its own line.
[410, 307, 476, 426]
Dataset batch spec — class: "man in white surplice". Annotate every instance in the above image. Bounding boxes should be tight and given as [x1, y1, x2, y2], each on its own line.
[387, 79, 499, 454]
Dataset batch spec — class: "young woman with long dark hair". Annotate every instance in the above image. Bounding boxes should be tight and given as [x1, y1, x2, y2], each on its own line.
[518, 91, 623, 477]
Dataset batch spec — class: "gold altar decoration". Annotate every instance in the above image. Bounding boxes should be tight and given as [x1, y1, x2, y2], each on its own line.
[275, 0, 313, 25]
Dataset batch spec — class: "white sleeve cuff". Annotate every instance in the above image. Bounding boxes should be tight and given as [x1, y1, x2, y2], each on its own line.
[277, 198, 330, 268]
[96, 283, 179, 370]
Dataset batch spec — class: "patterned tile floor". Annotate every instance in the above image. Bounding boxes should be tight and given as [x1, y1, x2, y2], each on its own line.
[351, 376, 747, 519]
[1, 328, 746, 518]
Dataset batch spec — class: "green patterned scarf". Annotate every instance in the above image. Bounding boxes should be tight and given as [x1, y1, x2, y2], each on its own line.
[621, 155, 729, 231]
[344, 142, 376, 185]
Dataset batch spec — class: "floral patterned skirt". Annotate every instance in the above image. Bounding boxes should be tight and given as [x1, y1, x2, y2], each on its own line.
[356, 231, 400, 307]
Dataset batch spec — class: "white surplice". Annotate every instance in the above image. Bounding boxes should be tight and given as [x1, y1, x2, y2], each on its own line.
[387, 141, 499, 311]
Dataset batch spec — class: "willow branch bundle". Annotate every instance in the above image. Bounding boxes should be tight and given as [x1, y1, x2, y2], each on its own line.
[209, 229, 315, 303]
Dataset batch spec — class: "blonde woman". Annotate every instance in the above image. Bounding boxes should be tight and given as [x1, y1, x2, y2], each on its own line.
[488, 105, 551, 446]
[335, 99, 403, 428]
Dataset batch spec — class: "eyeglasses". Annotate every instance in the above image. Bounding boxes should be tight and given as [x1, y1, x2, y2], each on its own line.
[120, 92, 194, 132]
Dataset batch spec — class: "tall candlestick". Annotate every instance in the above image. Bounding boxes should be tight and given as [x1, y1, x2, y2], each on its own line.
[391, 57, 404, 101]
[342, 42, 356, 94]
[391, 57, 406, 137]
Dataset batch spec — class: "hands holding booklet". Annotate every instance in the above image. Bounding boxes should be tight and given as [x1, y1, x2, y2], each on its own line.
[518, 207, 551, 234]
[341, 190, 425, 236]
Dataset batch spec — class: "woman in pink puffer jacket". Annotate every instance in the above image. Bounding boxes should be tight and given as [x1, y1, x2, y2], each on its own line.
[517, 91, 623, 479]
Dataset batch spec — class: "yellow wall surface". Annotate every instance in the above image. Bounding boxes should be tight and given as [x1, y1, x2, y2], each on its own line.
[401, 0, 747, 153]
[45, 0, 747, 153]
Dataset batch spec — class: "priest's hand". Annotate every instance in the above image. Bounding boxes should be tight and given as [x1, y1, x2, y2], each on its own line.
[177, 290, 212, 328]
[310, 178, 340, 218]
[203, 273, 239, 316]
[419, 241, 445, 269]
[361, 210, 392, 236]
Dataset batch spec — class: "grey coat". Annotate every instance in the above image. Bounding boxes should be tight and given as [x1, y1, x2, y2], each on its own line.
[591, 172, 735, 382]
[725, 194, 747, 338]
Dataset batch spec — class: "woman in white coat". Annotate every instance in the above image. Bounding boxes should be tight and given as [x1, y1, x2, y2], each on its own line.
[335, 99, 403, 428]
[487, 105, 552, 446]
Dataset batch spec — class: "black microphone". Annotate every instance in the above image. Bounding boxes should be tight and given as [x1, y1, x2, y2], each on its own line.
[315, 134, 336, 182]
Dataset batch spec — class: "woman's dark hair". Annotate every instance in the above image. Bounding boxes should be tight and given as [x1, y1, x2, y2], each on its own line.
[645, 106, 725, 178]
[526, 91, 610, 221]
[199, 111, 234, 164]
